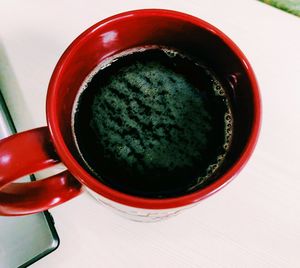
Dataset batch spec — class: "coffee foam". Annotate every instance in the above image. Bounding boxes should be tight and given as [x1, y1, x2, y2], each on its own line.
[193, 80, 233, 188]
[71, 46, 162, 174]
[72, 46, 233, 191]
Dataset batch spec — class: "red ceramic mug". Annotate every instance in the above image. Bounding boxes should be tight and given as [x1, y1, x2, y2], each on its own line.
[0, 9, 260, 221]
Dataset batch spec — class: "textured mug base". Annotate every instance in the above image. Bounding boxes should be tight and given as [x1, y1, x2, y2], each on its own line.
[85, 187, 195, 222]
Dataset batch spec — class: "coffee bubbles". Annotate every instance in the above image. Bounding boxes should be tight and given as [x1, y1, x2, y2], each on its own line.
[72, 46, 233, 198]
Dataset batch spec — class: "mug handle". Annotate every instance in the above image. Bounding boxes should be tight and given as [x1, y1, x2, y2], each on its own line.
[0, 127, 82, 216]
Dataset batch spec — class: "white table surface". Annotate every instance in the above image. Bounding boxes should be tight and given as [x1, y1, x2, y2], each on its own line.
[1, 0, 300, 267]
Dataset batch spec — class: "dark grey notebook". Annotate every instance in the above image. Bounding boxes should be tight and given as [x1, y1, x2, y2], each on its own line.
[0, 91, 59, 267]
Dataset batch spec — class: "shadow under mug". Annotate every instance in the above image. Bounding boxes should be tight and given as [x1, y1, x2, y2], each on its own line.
[0, 9, 261, 221]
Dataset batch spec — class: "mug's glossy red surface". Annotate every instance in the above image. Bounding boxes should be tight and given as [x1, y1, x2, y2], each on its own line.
[0, 9, 261, 216]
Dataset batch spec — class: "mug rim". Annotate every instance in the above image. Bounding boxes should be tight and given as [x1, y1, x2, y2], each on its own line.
[46, 9, 261, 209]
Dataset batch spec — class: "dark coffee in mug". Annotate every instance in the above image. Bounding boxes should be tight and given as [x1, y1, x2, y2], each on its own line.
[72, 46, 233, 198]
